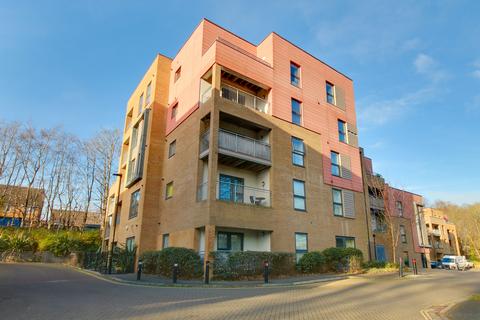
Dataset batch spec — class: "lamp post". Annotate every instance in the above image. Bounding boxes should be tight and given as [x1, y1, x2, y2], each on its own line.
[107, 173, 122, 274]
[373, 234, 377, 261]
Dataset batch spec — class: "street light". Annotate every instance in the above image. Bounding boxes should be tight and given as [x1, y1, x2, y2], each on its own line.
[107, 173, 122, 274]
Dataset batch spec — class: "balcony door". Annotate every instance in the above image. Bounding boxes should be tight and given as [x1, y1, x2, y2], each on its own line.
[219, 174, 244, 203]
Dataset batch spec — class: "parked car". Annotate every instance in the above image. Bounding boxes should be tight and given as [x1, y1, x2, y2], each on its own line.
[431, 260, 442, 269]
[441, 255, 468, 270]
[466, 260, 475, 269]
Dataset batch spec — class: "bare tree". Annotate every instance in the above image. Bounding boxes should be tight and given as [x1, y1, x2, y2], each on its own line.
[80, 140, 97, 230]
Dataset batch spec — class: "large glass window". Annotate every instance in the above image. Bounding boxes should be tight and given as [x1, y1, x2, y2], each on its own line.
[217, 232, 244, 252]
[291, 137, 305, 166]
[290, 62, 301, 87]
[326, 82, 335, 104]
[146, 82, 152, 105]
[331, 151, 341, 177]
[219, 174, 244, 203]
[168, 140, 176, 158]
[332, 188, 343, 216]
[295, 233, 308, 262]
[338, 120, 347, 143]
[293, 179, 306, 211]
[336, 236, 355, 248]
[128, 190, 140, 219]
[126, 236, 136, 252]
[400, 225, 407, 243]
[291, 99, 302, 125]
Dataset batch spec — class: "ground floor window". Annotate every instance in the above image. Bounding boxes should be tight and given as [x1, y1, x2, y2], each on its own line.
[375, 244, 386, 261]
[217, 232, 244, 252]
[162, 234, 169, 249]
[125, 237, 135, 252]
[336, 236, 355, 248]
[295, 233, 308, 262]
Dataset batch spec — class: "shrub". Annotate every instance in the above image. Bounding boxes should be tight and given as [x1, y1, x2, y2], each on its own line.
[1, 231, 38, 254]
[155, 247, 202, 279]
[211, 251, 296, 280]
[74, 231, 101, 252]
[0, 236, 8, 252]
[298, 251, 326, 273]
[362, 260, 387, 269]
[38, 233, 78, 257]
[322, 247, 363, 273]
[139, 250, 161, 274]
[113, 245, 136, 273]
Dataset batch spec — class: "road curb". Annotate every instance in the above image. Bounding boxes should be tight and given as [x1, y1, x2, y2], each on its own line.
[421, 299, 465, 320]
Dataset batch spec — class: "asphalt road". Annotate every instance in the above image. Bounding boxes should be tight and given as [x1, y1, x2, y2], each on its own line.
[1, 263, 479, 320]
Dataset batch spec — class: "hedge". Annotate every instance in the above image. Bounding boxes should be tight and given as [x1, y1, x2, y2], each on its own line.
[323, 247, 363, 272]
[140, 247, 202, 279]
[211, 251, 296, 280]
[298, 251, 326, 273]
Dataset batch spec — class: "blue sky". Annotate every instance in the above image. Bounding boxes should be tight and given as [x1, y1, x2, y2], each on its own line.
[1, 0, 479, 205]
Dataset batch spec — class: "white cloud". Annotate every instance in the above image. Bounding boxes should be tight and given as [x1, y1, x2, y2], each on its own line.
[414, 53, 448, 82]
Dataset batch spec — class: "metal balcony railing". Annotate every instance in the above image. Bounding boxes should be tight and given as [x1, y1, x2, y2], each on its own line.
[369, 196, 385, 209]
[200, 129, 271, 163]
[218, 129, 271, 162]
[220, 84, 268, 113]
[216, 181, 271, 207]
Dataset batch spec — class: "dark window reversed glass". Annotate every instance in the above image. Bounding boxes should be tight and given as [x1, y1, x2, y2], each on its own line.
[291, 137, 305, 166]
[128, 189, 140, 219]
[219, 174, 244, 203]
[293, 179, 306, 211]
[332, 188, 343, 216]
[338, 120, 347, 143]
[290, 62, 301, 87]
[295, 233, 308, 262]
[336, 236, 355, 248]
[326, 82, 335, 104]
[291, 99, 302, 125]
[331, 151, 341, 177]
[217, 232, 244, 252]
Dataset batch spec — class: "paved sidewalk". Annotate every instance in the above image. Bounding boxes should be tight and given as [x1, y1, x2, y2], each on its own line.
[447, 297, 480, 319]
[99, 271, 354, 287]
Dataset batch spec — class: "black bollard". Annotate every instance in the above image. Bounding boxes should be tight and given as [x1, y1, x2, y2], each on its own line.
[137, 259, 143, 281]
[399, 257, 404, 278]
[204, 260, 210, 284]
[264, 260, 269, 284]
[173, 263, 178, 284]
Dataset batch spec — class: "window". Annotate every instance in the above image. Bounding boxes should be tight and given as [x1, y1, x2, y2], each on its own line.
[291, 137, 305, 166]
[217, 232, 243, 251]
[219, 174, 244, 203]
[332, 188, 343, 216]
[146, 82, 152, 105]
[291, 99, 302, 125]
[290, 62, 300, 87]
[168, 140, 176, 158]
[338, 120, 347, 143]
[326, 82, 335, 104]
[128, 190, 140, 219]
[396, 201, 403, 216]
[138, 93, 144, 115]
[165, 182, 174, 199]
[126, 237, 135, 252]
[295, 233, 308, 263]
[400, 225, 407, 243]
[162, 234, 169, 249]
[336, 236, 355, 248]
[371, 209, 386, 232]
[174, 67, 181, 82]
[293, 179, 306, 211]
[331, 151, 341, 177]
[171, 103, 178, 120]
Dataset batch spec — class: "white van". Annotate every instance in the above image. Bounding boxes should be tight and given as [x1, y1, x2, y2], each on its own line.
[441, 255, 467, 270]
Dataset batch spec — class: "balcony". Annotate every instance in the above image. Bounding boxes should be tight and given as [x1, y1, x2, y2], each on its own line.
[197, 181, 271, 207]
[220, 84, 268, 113]
[200, 129, 271, 170]
[369, 196, 385, 209]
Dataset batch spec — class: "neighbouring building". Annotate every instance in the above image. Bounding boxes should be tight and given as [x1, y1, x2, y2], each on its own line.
[422, 208, 460, 262]
[360, 151, 430, 268]
[104, 19, 369, 263]
[50, 209, 103, 230]
[0, 185, 45, 227]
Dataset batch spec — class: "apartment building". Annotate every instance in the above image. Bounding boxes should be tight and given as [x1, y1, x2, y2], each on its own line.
[0, 185, 45, 227]
[422, 208, 460, 262]
[104, 19, 370, 263]
[360, 151, 430, 267]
